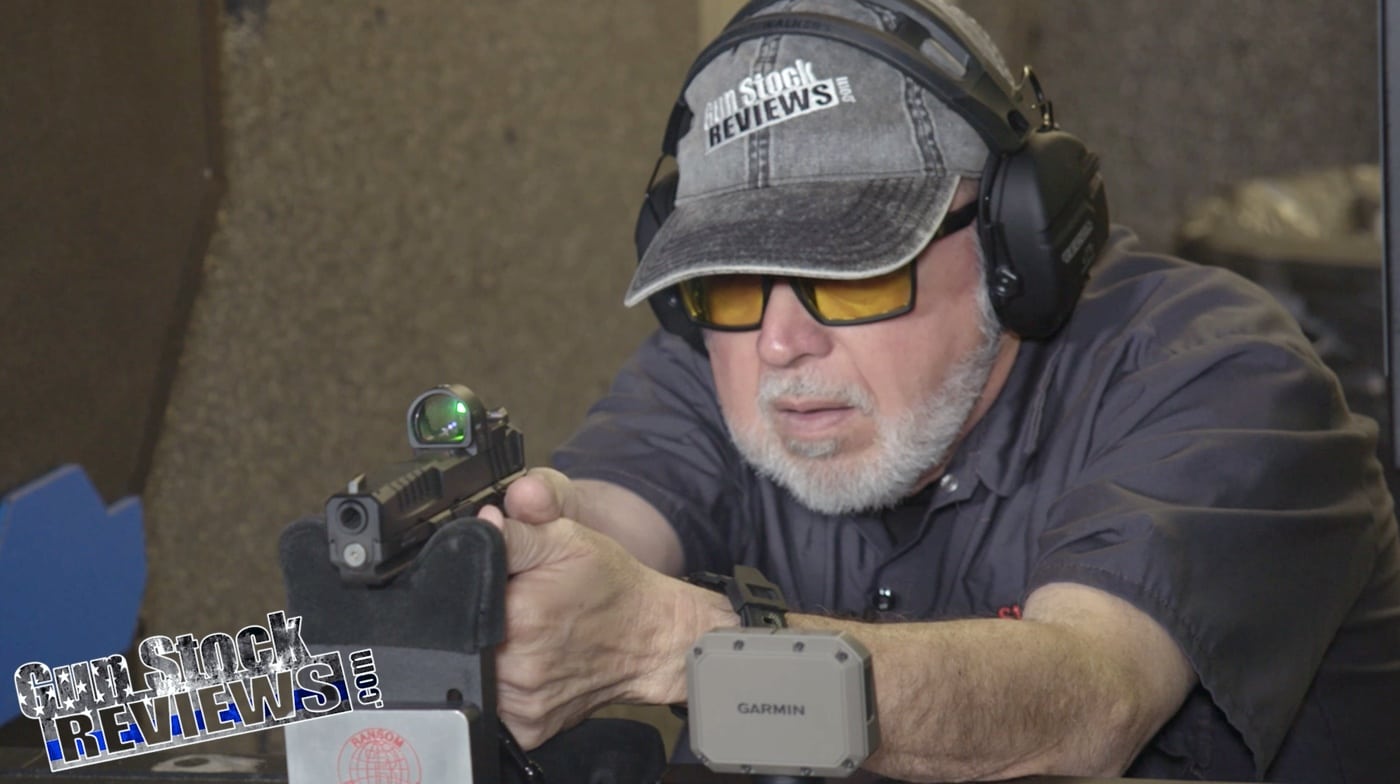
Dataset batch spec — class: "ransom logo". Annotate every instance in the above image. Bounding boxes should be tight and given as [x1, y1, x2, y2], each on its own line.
[701, 58, 855, 152]
[338, 727, 422, 784]
[13, 611, 382, 771]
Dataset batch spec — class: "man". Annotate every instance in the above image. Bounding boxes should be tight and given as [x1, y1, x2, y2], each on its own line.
[478, 1, 1400, 780]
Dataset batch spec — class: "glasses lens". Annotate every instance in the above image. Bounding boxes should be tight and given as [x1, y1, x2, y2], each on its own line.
[681, 275, 767, 328]
[804, 265, 914, 323]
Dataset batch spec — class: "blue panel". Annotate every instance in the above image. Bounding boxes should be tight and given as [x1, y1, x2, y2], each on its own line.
[0, 465, 146, 724]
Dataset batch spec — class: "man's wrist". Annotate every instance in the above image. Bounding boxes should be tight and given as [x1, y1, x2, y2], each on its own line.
[625, 570, 738, 706]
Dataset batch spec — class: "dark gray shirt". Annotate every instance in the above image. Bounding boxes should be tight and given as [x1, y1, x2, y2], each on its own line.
[555, 228, 1400, 782]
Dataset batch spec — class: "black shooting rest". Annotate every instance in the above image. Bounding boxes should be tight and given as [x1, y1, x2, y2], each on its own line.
[278, 515, 665, 784]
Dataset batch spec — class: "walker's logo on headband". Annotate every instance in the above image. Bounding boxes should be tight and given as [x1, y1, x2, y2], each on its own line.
[702, 58, 856, 152]
[13, 611, 383, 771]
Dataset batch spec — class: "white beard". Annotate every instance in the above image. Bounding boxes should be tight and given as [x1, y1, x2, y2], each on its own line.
[725, 324, 1003, 515]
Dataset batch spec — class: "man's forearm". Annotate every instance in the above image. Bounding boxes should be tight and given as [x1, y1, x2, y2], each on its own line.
[791, 613, 1143, 780]
[639, 574, 1188, 781]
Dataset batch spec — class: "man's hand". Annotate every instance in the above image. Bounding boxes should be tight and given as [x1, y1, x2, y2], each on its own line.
[477, 470, 733, 748]
[497, 467, 685, 574]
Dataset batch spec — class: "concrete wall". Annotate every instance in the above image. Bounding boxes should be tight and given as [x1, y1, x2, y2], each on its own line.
[141, 1, 694, 637]
[972, 0, 1377, 251]
[0, 1, 221, 508]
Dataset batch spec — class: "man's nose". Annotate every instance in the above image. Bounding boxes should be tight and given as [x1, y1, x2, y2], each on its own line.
[756, 282, 834, 367]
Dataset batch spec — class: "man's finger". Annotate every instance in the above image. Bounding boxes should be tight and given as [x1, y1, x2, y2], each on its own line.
[504, 467, 573, 524]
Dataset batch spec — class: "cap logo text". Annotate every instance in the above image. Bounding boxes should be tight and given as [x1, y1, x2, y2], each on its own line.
[701, 59, 851, 153]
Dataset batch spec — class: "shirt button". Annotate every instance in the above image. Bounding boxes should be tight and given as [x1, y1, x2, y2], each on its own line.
[940, 473, 958, 493]
[873, 587, 897, 612]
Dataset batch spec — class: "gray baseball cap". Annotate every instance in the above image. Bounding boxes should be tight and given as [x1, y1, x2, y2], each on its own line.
[625, 0, 1015, 307]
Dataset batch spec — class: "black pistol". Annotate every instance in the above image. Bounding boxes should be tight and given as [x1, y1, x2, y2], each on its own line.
[325, 383, 526, 585]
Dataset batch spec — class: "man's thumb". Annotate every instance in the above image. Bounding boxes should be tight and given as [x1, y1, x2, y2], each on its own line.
[504, 467, 574, 524]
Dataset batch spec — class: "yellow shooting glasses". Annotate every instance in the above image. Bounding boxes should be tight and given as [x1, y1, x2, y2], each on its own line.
[678, 200, 978, 330]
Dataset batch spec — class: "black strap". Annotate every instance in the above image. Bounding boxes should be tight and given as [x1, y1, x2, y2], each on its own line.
[687, 565, 789, 629]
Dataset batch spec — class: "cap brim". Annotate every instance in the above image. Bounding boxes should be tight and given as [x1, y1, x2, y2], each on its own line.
[625, 174, 959, 307]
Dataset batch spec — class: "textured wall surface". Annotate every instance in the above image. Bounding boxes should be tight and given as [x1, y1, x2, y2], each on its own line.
[0, 2, 220, 504]
[141, 1, 692, 637]
[972, 0, 1378, 251]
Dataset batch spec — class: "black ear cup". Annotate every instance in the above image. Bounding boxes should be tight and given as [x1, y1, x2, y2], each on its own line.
[634, 171, 706, 352]
[979, 130, 1109, 339]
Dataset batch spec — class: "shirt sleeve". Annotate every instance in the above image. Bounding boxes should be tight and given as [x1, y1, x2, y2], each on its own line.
[551, 329, 752, 574]
[1024, 267, 1394, 774]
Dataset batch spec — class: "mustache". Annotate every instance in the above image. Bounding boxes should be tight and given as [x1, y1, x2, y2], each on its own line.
[755, 372, 874, 415]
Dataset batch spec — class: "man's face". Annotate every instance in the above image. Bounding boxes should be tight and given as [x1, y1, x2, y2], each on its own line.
[705, 206, 1011, 514]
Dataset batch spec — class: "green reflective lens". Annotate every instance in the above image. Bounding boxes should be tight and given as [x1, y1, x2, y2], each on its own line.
[414, 393, 470, 445]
